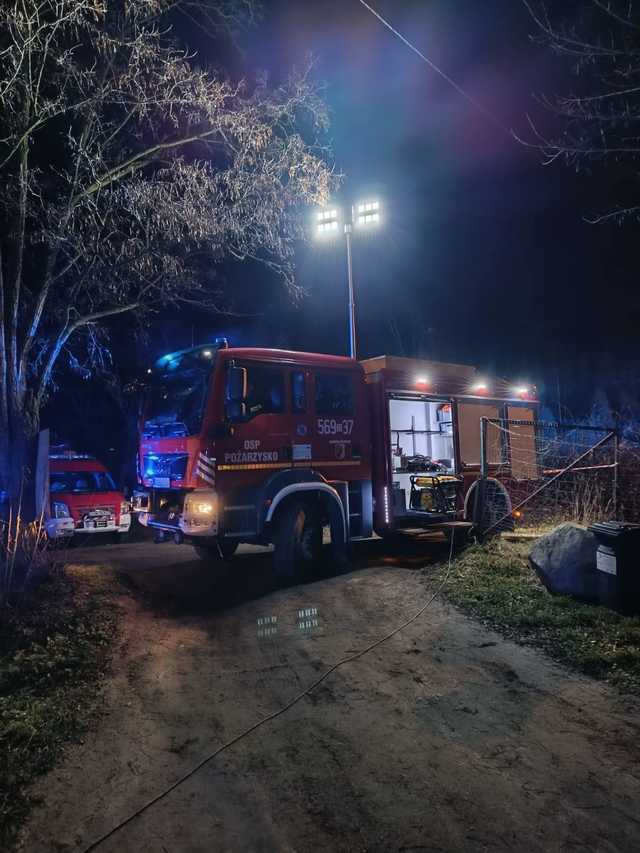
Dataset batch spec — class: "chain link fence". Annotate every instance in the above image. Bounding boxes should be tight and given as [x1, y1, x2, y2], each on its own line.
[476, 418, 637, 535]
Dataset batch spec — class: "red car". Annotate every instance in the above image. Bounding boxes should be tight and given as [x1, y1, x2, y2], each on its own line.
[46, 452, 131, 540]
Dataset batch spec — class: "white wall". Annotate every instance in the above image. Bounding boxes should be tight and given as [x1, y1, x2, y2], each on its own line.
[389, 399, 455, 471]
[389, 399, 428, 460]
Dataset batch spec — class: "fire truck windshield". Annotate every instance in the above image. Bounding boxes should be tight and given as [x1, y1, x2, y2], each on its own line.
[144, 354, 214, 439]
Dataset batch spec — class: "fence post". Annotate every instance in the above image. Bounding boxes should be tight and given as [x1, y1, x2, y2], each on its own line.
[613, 427, 619, 518]
[480, 417, 489, 480]
[474, 417, 489, 527]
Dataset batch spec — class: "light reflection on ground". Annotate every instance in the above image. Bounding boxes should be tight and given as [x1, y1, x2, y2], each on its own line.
[256, 606, 321, 640]
[256, 614, 278, 639]
[297, 606, 320, 632]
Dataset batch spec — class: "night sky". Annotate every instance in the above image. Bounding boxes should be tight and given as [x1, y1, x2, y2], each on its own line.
[48, 0, 640, 458]
[214, 1, 637, 401]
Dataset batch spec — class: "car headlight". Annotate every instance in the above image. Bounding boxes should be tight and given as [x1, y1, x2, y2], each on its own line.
[52, 501, 71, 519]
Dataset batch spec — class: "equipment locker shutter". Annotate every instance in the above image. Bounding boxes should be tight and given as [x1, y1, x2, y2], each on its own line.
[457, 402, 502, 466]
[506, 407, 538, 480]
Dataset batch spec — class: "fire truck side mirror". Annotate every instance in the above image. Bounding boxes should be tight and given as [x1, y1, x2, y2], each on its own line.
[227, 365, 248, 403]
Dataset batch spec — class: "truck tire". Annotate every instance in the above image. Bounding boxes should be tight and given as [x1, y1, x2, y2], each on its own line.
[273, 499, 323, 583]
[464, 478, 514, 534]
[193, 539, 238, 562]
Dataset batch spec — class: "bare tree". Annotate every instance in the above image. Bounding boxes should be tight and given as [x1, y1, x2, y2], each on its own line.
[0, 0, 334, 506]
[521, 0, 640, 222]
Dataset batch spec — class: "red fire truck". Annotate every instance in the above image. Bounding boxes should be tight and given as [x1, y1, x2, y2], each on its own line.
[46, 451, 132, 540]
[133, 342, 537, 578]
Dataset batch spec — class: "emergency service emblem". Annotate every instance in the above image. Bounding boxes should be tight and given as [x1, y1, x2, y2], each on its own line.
[196, 451, 216, 486]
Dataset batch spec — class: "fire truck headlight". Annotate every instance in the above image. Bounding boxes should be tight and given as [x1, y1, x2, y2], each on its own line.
[185, 492, 217, 516]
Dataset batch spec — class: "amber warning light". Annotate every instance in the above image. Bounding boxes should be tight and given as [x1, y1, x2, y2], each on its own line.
[514, 385, 536, 400]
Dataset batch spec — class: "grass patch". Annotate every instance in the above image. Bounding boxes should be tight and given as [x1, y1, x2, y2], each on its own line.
[0, 565, 118, 848]
[435, 539, 640, 695]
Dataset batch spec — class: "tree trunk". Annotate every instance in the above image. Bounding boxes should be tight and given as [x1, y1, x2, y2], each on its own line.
[0, 396, 40, 520]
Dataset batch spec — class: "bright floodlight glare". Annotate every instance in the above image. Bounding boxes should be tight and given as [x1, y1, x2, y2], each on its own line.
[202, 349, 212, 357]
[416, 376, 429, 385]
[473, 381, 488, 392]
[355, 199, 381, 227]
[317, 208, 338, 222]
[315, 206, 340, 238]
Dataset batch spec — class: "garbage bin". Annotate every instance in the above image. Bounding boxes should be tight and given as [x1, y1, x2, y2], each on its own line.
[588, 521, 640, 614]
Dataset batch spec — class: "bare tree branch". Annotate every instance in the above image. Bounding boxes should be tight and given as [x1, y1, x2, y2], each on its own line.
[521, 0, 640, 222]
[0, 0, 336, 501]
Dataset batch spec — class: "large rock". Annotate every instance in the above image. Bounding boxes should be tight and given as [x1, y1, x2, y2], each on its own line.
[529, 523, 600, 602]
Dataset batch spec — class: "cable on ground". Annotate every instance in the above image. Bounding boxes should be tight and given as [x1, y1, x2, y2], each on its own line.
[82, 532, 458, 852]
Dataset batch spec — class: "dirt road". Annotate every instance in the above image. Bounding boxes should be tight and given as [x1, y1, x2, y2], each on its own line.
[19, 541, 640, 853]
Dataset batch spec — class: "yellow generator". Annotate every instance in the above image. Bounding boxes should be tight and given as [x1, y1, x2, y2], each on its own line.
[409, 474, 463, 516]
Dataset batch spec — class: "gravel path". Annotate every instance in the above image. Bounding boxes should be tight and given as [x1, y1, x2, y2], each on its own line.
[18, 541, 640, 853]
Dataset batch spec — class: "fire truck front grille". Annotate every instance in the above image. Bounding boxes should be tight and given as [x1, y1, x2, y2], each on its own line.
[77, 505, 116, 517]
[143, 453, 189, 482]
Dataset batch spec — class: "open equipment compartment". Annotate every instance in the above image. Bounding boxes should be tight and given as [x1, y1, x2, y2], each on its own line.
[361, 354, 539, 536]
[388, 395, 462, 522]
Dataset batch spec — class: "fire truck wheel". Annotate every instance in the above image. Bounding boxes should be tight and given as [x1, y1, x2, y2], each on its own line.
[273, 499, 323, 583]
[464, 478, 515, 535]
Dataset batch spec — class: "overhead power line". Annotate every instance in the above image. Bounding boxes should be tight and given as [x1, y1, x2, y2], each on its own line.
[355, 0, 514, 138]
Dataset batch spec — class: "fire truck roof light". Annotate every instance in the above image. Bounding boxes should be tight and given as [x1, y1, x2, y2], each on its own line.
[155, 340, 227, 371]
[416, 376, 429, 385]
[472, 381, 488, 393]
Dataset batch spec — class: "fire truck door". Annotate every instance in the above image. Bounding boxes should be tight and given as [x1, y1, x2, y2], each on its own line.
[312, 370, 358, 467]
[289, 368, 315, 466]
[457, 402, 502, 468]
[506, 406, 538, 479]
[217, 362, 292, 477]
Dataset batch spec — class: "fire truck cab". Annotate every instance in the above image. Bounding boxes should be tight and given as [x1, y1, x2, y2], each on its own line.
[133, 343, 537, 578]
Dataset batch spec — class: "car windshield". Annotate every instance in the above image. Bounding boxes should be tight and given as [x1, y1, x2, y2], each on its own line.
[144, 351, 215, 438]
[51, 471, 117, 493]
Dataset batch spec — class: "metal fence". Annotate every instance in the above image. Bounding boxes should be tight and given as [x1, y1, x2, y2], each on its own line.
[477, 418, 627, 535]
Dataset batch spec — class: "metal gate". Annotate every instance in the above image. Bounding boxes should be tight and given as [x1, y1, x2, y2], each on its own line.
[477, 418, 619, 535]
